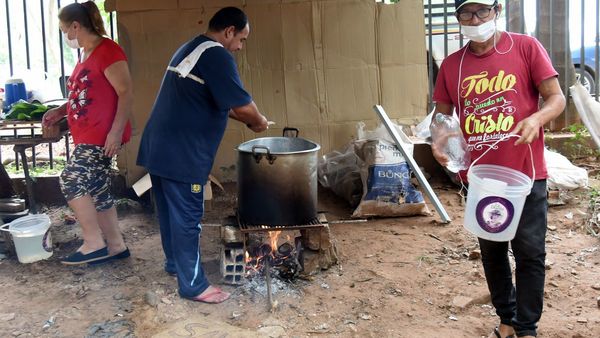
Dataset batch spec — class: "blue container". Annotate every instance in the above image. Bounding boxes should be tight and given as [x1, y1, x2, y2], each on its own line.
[4, 79, 27, 108]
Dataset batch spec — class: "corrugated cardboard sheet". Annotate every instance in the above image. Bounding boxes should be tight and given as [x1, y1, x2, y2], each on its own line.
[106, 0, 428, 184]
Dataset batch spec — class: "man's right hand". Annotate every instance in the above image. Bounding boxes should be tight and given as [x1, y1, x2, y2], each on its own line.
[247, 114, 268, 132]
[230, 101, 269, 133]
[431, 142, 449, 167]
[42, 107, 65, 127]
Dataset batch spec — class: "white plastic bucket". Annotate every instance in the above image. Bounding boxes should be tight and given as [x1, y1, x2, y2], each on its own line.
[0, 214, 53, 263]
[464, 135, 534, 242]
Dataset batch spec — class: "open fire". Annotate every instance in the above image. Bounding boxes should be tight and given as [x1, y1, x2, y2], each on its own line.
[245, 231, 303, 282]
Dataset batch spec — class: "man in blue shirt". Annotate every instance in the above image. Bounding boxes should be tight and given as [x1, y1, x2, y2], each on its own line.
[137, 7, 268, 304]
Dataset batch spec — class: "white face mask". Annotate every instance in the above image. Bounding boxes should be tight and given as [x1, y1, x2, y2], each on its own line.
[62, 30, 80, 49]
[461, 19, 496, 43]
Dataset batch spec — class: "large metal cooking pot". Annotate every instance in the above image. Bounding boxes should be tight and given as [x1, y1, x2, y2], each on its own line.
[237, 130, 321, 225]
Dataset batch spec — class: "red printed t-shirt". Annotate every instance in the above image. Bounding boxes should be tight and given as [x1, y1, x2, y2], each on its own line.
[66, 38, 131, 146]
[433, 32, 558, 181]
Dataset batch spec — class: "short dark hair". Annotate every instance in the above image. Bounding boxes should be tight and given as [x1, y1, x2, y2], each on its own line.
[208, 7, 248, 33]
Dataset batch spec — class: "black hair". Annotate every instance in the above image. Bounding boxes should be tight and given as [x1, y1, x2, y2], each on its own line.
[208, 7, 248, 33]
[59, 1, 107, 36]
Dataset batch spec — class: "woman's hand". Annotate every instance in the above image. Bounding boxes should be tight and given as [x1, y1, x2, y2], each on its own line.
[42, 107, 65, 127]
[104, 129, 123, 157]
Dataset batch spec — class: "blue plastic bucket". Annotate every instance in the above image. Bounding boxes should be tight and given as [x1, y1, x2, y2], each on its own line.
[4, 78, 27, 107]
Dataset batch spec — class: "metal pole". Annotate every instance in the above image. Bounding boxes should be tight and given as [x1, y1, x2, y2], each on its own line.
[22, 0, 31, 70]
[580, 0, 586, 84]
[373, 105, 452, 223]
[40, 0, 48, 75]
[596, 0, 599, 100]
[5, 0, 13, 76]
[427, 0, 434, 112]
[565, 0, 570, 113]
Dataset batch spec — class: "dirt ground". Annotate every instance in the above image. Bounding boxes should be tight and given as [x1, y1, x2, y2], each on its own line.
[0, 178, 599, 338]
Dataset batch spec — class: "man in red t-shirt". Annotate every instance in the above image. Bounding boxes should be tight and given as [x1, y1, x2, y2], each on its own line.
[432, 1, 566, 338]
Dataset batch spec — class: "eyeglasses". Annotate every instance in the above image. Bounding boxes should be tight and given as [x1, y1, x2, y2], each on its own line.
[456, 6, 496, 21]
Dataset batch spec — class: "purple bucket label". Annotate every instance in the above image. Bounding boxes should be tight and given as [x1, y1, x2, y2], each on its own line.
[42, 230, 52, 252]
[475, 196, 515, 233]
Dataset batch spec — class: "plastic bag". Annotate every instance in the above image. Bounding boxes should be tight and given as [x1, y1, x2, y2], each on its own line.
[318, 144, 364, 207]
[545, 148, 588, 190]
[570, 82, 600, 150]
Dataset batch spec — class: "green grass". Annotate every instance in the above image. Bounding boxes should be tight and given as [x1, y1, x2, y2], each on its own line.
[4, 158, 66, 177]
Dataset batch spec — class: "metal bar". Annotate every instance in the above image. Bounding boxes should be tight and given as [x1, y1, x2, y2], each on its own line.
[505, 0, 510, 31]
[519, 0, 525, 34]
[5, 0, 13, 76]
[549, 0, 553, 53]
[110, 11, 115, 39]
[58, 0, 67, 98]
[22, 0, 31, 69]
[40, 0, 48, 74]
[427, 0, 433, 112]
[14, 145, 37, 214]
[565, 0, 570, 112]
[373, 105, 451, 223]
[443, 0, 448, 57]
[536, 0, 541, 39]
[580, 0, 586, 85]
[65, 134, 70, 162]
[30, 127, 36, 168]
[13, 128, 19, 170]
[596, 0, 599, 100]
[49, 142, 54, 169]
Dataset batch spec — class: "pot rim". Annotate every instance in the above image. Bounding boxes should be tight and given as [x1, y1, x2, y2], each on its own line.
[236, 137, 321, 155]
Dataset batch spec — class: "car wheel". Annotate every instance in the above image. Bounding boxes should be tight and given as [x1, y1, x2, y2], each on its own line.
[575, 66, 596, 94]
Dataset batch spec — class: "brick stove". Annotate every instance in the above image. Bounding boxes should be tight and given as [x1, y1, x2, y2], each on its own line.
[219, 212, 338, 286]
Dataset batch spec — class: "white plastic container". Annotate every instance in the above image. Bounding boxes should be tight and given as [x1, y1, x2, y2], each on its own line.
[0, 214, 53, 263]
[463, 136, 534, 242]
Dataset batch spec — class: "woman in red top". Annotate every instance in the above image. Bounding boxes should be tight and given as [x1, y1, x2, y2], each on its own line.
[43, 1, 132, 265]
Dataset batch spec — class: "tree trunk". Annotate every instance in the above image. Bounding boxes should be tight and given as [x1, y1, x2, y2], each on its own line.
[537, 0, 578, 130]
[506, 0, 524, 34]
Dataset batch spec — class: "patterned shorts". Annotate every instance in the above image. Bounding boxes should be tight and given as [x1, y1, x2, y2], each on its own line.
[60, 144, 114, 211]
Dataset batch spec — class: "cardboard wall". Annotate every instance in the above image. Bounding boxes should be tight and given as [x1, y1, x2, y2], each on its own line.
[106, 0, 428, 185]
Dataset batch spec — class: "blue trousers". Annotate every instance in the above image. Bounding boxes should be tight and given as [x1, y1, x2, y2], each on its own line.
[150, 175, 209, 298]
[478, 180, 547, 337]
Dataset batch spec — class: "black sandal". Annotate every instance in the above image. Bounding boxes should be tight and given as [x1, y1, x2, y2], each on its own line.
[493, 326, 515, 338]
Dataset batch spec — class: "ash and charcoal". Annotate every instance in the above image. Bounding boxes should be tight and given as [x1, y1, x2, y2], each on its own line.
[246, 241, 304, 281]
[238, 273, 305, 300]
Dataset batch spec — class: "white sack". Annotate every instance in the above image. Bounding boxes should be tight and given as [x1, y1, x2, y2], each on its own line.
[545, 148, 588, 190]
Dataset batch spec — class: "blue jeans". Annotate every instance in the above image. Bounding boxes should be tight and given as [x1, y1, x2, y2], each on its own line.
[150, 175, 209, 298]
[478, 180, 547, 337]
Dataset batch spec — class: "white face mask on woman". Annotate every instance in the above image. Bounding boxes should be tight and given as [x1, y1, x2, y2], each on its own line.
[461, 19, 496, 43]
[62, 30, 80, 49]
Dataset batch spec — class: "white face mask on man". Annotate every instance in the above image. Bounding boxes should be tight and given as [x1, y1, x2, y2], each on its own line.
[461, 19, 496, 43]
[62, 30, 80, 49]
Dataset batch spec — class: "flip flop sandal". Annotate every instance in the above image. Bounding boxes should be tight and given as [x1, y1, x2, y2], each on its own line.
[191, 287, 231, 304]
[493, 326, 515, 338]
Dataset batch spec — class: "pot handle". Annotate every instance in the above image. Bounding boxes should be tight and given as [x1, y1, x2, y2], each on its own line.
[251, 145, 277, 164]
[0, 223, 11, 232]
[283, 127, 299, 138]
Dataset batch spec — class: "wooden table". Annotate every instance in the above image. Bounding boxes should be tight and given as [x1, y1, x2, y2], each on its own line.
[0, 120, 69, 213]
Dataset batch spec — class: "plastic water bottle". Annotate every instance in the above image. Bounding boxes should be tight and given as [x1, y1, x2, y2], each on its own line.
[430, 113, 470, 173]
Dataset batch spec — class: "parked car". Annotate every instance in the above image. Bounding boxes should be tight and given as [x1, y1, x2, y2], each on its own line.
[572, 45, 597, 94]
